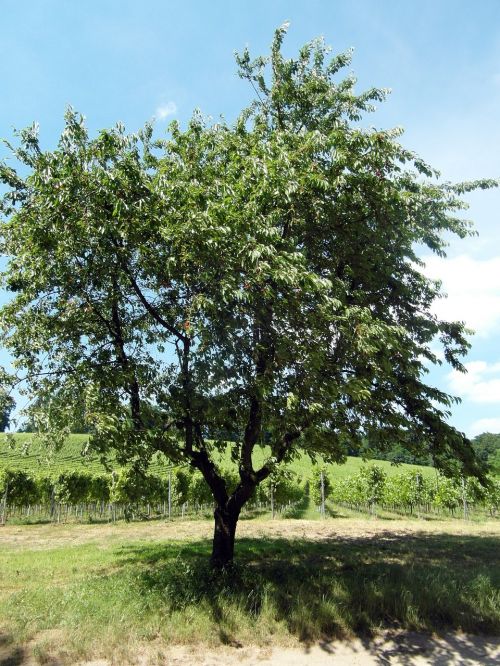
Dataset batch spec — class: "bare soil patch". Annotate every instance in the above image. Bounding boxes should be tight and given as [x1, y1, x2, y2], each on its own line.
[156, 632, 500, 666]
[3, 631, 497, 665]
[1, 516, 498, 551]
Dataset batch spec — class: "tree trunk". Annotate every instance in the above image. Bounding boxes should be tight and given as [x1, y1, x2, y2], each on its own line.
[211, 505, 240, 568]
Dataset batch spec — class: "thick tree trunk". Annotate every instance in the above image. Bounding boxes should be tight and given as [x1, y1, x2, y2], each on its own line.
[211, 505, 240, 568]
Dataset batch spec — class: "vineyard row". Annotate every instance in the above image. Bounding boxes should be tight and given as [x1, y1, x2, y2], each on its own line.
[1, 465, 499, 524]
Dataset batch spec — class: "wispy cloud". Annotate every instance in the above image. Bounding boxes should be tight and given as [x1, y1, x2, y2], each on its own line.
[155, 101, 177, 120]
[447, 360, 500, 404]
[469, 417, 500, 437]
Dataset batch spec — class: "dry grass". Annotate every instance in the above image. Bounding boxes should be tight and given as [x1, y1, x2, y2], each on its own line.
[1, 514, 498, 551]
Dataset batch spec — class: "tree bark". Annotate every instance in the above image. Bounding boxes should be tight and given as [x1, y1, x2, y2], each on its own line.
[211, 504, 240, 568]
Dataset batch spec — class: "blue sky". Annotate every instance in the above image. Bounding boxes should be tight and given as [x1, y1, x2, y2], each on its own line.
[1, 0, 499, 436]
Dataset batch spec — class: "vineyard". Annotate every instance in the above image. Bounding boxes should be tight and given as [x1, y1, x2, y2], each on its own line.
[0, 433, 437, 478]
[1, 456, 499, 525]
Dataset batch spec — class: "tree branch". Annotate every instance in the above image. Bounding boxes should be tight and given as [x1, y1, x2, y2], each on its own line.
[119, 258, 188, 343]
[255, 429, 303, 482]
[110, 282, 143, 430]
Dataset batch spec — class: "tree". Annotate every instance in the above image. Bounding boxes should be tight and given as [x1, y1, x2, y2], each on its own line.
[472, 432, 500, 469]
[0, 389, 15, 432]
[0, 25, 495, 566]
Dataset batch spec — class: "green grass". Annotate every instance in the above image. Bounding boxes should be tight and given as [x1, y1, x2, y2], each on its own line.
[0, 518, 498, 663]
[0, 432, 436, 481]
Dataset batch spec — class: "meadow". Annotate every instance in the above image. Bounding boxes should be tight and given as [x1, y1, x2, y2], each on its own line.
[1, 433, 499, 664]
[0, 513, 499, 665]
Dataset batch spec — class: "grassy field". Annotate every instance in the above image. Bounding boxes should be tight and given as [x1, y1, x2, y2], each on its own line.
[0, 432, 436, 482]
[0, 513, 498, 664]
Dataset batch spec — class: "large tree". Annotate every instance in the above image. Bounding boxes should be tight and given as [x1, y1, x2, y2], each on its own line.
[0, 25, 495, 565]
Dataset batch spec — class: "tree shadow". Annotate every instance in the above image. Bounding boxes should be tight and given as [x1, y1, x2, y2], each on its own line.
[117, 530, 500, 646]
[356, 630, 500, 665]
[0, 633, 25, 666]
[312, 630, 500, 665]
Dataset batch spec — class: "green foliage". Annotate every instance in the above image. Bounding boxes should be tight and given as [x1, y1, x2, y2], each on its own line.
[0, 390, 15, 432]
[55, 471, 92, 504]
[88, 474, 111, 503]
[108, 468, 175, 506]
[35, 475, 54, 504]
[258, 469, 303, 507]
[463, 476, 486, 506]
[0, 469, 38, 505]
[172, 468, 192, 506]
[333, 467, 436, 513]
[310, 466, 331, 505]
[472, 432, 500, 472]
[332, 465, 388, 509]
[433, 476, 461, 512]
[483, 478, 500, 515]
[188, 472, 214, 506]
[490, 449, 500, 475]
[110, 469, 148, 504]
[333, 474, 367, 508]
[385, 471, 433, 512]
[358, 465, 387, 507]
[366, 441, 432, 466]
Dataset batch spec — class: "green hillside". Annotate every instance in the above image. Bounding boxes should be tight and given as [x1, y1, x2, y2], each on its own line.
[0, 433, 171, 477]
[0, 433, 435, 481]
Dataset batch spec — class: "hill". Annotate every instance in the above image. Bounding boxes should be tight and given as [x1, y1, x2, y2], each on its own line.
[0, 432, 436, 481]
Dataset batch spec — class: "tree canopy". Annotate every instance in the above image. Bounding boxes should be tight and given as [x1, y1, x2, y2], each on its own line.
[0, 389, 15, 432]
[472, 432, 500, 473]
[0, 24, 496, 565]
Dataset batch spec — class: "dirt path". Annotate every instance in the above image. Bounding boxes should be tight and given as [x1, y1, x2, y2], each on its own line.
[4, 630, 498, 666]
[2, 632, 497, 665]
[159, 633, 500, 666]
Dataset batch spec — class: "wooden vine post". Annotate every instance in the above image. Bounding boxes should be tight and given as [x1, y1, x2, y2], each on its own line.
[1, 479, 8, 526]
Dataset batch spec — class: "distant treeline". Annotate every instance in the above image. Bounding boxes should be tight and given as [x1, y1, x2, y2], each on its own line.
[350, 433, 500, 472]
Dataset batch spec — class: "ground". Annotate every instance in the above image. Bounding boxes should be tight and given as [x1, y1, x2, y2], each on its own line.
[1, 632, 499, 665]
[0, 515, 499, 665]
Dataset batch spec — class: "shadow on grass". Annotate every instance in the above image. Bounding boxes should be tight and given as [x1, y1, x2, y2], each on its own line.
[117, 530, 500, 646]
[0, 632, 25, 666]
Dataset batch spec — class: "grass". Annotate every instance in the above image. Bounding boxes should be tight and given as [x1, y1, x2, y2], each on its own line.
[0, 516, 498, 664]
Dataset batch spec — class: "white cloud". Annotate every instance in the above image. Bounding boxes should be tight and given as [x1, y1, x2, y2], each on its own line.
[155, 101, 177, 120]
[447, 360, 500, 404]
[421, 254, 500, 337]
[468, 417, 500, 437]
